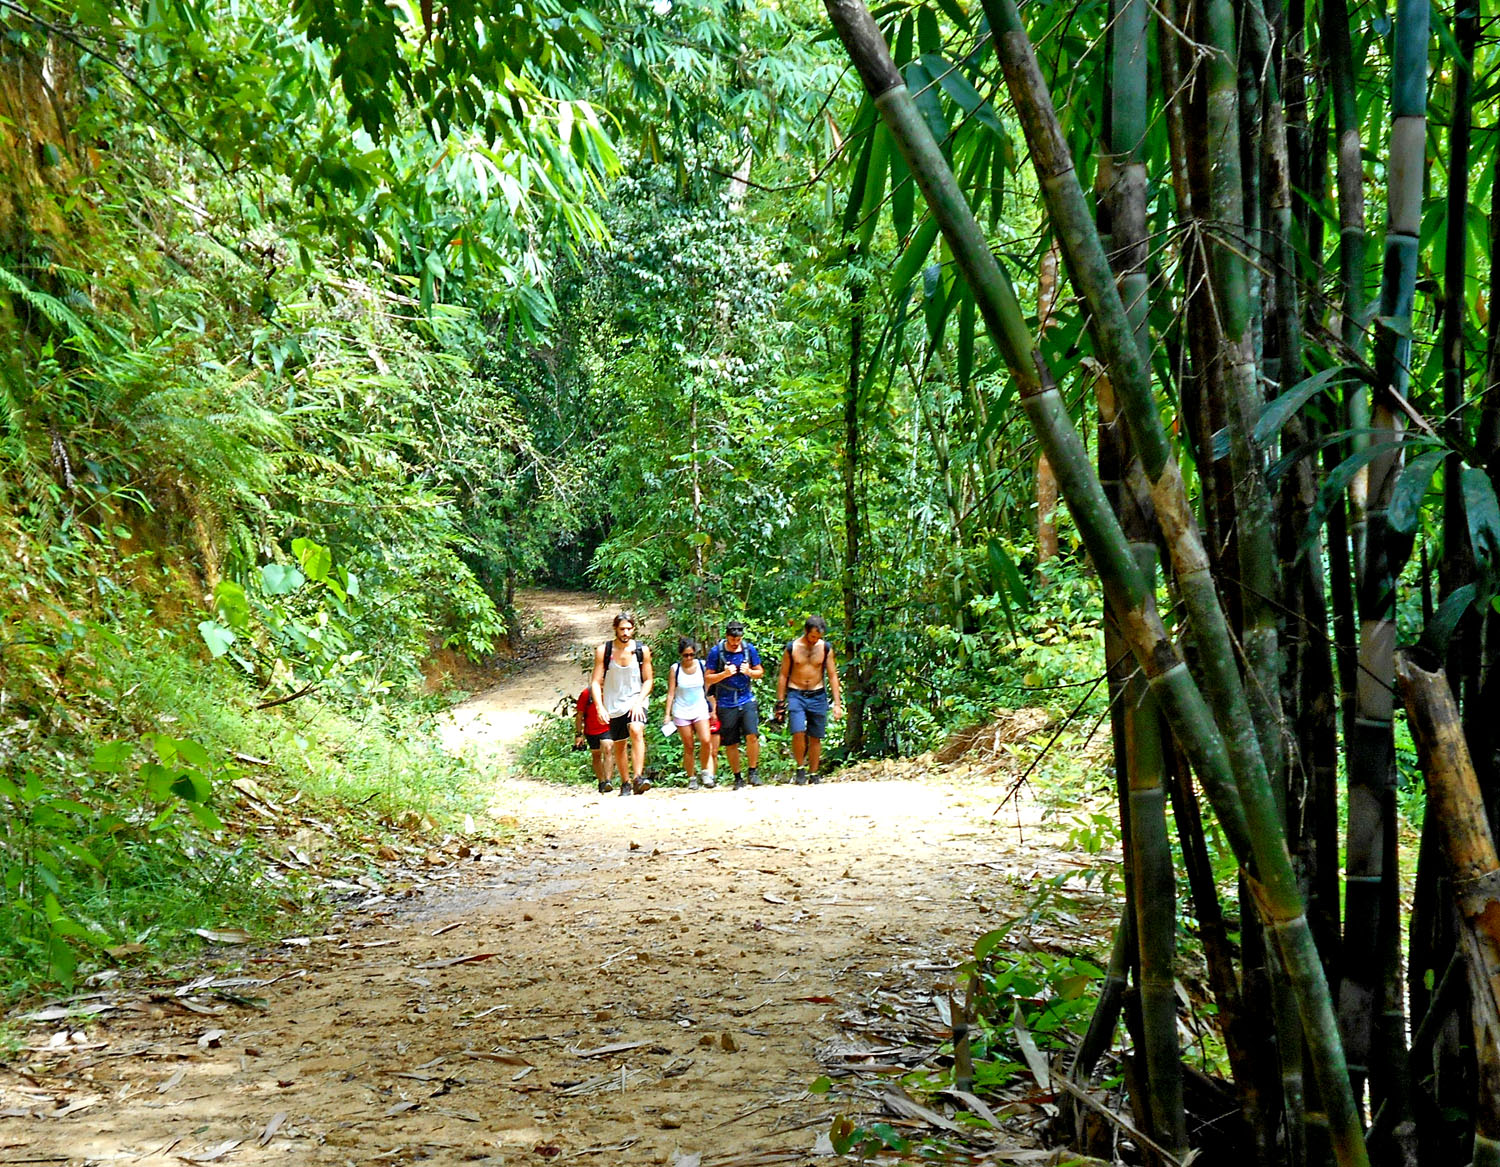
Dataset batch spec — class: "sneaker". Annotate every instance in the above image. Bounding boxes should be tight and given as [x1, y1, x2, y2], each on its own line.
[598, 780, 612, 794]
[808, 773, 822, 784]
[794, 768, 808, 785]
[701, 772, 716, 789]
[732, 773, 745, 791]
[620, 782, 633, 797]
[747, 768, 761, 787]
[634, 777, 652, 794]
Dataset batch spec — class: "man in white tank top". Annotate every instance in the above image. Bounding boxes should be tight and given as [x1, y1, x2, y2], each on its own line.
[590, 612, 654, 795]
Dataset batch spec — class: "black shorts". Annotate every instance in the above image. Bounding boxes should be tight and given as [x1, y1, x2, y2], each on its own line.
[608, 713, 644, 738]
[718, 701, 759, 746]
[585, 731, 611, 750]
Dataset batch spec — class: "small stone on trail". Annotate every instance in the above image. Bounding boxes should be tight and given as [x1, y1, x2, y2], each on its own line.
[629, 841, 641, 851]
[523, 913, 534, 921]
[719, 1032, 738, 1052]
[659, 1112, 683, 1129]
[697, 1034, 715, 1047]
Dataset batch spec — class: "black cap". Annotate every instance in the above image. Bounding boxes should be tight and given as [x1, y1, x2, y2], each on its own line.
[725, 620, 745, 635]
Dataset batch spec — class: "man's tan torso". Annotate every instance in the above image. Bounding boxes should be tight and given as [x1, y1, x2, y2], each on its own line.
[786, 636, 829, 690]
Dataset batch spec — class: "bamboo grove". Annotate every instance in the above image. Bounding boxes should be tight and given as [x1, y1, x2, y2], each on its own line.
[823, 0, 1500, 1163]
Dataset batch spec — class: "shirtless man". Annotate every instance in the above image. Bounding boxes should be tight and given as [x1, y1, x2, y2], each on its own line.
[775, 615, 843, 785]
[590, 612, 654, 795]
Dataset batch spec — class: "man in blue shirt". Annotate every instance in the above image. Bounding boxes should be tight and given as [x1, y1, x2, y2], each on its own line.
[706, 620, 764, 789]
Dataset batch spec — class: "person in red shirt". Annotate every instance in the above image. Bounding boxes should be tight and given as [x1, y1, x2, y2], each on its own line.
[574, 674, 615, 794]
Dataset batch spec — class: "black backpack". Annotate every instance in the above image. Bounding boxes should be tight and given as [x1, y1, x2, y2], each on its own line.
[602, 640, 645, 670]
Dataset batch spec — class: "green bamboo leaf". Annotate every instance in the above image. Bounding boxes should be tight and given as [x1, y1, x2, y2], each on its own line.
[916, 5, 941, 53]
[1386, 449, 1444, 534]
[922, 53, 1005, 134]
[903, 59, 950, 145]
[1462, 467, 1500, 569]
[1301, 439, 1409, 555]
[1419, 583, 1476, 657]
[858, 124, 892, 249]
[957, 288, 976, 388]
[893, 12, 914, 65]
[989, 130, 1006, 227]
[989, 538, 1031, 608]
[889, 215, 940, 292]
[841, 98, 877, 234]
[1253, 366, 1361, 446]
[891, 149, 913, 241]
[934, 0, 971, 31]
[923, 263, 950, 350]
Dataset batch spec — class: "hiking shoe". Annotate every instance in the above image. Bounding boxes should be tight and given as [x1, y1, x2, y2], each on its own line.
[620, 782, 633, 797]
[747, 769, 762, 787]
[700, 772, 715, 789]
[598, 780, 612, 793]
[633, 777, 652, 794]
[732, 774, 745, 790]
[686, 776, 699, 791]
[808, 773, 822, 784]
[794, 768, 808, 785]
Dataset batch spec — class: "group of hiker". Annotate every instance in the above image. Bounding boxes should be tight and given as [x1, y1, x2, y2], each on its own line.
[572, 612, 844, 796]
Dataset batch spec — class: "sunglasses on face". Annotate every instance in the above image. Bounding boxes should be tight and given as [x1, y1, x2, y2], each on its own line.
[681, 651, 695, 658]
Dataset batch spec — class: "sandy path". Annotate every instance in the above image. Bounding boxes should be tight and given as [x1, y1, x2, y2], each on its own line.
[2, 594, 1081, 1167]
[438, 590, 622, 765]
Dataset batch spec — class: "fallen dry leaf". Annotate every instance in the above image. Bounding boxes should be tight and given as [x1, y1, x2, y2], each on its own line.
[415, 952, 500, 968]
[158, 1068, 188, 1094]
[193, 928, 252, 945]
[258, 1111, 288, 1146]
[382, 1100, 420, 1117]
[179, 1137, 242, 1162]
[571, 1040, 648, 1058]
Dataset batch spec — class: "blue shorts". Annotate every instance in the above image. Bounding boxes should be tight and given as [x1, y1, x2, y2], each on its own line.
[787, 688, 830, 739]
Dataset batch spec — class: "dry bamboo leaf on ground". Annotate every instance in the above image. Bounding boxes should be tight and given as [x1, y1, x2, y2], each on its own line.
[570, 1040, 647, 1058]
[192, 929, 253, 945]
[157, 1068, 188, 1094]
[462, 1049, 530, 1066]
[416, 952, 501, 968]
[555, 1067, 654, 1096]
[560, 1137, 640, 1159]
[177, 1137, 242, 1162]
[382, 1100, 420, 1117]
[257, 1111, 287, 1146]
[880, 1088, 966, 1133]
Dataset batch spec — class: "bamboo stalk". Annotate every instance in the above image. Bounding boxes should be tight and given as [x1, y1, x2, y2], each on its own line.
[820, 3, 1366, 1162]
[1125, 569, 1189, 1157]
[1341, 0, 1428, 1112]
[1395, 653, 1500, 1154]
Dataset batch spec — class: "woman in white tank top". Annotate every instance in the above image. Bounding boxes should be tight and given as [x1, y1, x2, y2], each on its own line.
[663, 637, 716, 791]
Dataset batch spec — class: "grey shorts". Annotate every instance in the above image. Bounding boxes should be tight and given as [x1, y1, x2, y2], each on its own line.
[718, 701, 759, 746]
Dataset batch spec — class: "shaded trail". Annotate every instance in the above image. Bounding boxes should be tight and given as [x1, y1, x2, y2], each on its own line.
[2, 593, 1085, 1166]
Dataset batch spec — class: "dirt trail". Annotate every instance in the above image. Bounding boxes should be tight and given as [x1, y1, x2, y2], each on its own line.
[2, 593, 1083, 1167]
[438, 590, 620, 765]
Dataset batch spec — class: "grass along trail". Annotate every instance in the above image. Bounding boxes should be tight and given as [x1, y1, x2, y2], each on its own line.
[2, 593, 1098, 1166]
